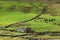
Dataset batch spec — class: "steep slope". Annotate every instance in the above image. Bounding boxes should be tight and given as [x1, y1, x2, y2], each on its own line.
[44, 4, 60, 16]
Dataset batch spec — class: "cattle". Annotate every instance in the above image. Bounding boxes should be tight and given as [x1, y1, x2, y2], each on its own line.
[34, 17, 55, 23]
[44, 19, 48, 23]
[49, 18, 55, 22]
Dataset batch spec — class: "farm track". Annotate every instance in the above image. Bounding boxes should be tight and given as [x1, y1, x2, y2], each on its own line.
[0, 28, 60, 37]
[0, 34, 60, 40]
[27, 38, 60, 40]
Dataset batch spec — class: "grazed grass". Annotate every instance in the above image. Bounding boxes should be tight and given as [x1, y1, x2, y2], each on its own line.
[0, 1, 60, 39]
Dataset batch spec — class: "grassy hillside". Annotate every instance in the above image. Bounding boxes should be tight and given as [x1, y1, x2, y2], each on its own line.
[0, 1, 60, 40]
[0, 1, 60, 31]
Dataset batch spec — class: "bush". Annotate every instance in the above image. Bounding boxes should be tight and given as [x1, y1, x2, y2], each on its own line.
[18, 6, 33, 13]
[7, 5, 16, 11]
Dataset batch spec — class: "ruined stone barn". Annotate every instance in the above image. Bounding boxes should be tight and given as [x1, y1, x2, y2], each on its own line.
[17, 27, 35, 33]
[14, 22, 35, 33]
[17, 27, 26, 32]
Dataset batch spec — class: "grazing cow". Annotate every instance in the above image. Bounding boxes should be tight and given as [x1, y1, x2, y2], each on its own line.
[49, 18, 55, 22]
[44, 19, 48, 23]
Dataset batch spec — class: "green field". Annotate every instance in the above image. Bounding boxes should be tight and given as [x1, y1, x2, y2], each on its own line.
[0, 1, 60, 40]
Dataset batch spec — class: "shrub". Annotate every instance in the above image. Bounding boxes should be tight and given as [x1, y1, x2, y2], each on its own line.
[7, 5, 16, 11]
[18, 6, 33, 13]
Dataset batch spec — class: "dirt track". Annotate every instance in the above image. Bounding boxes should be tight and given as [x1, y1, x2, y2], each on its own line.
[28, 38, 60, 40]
